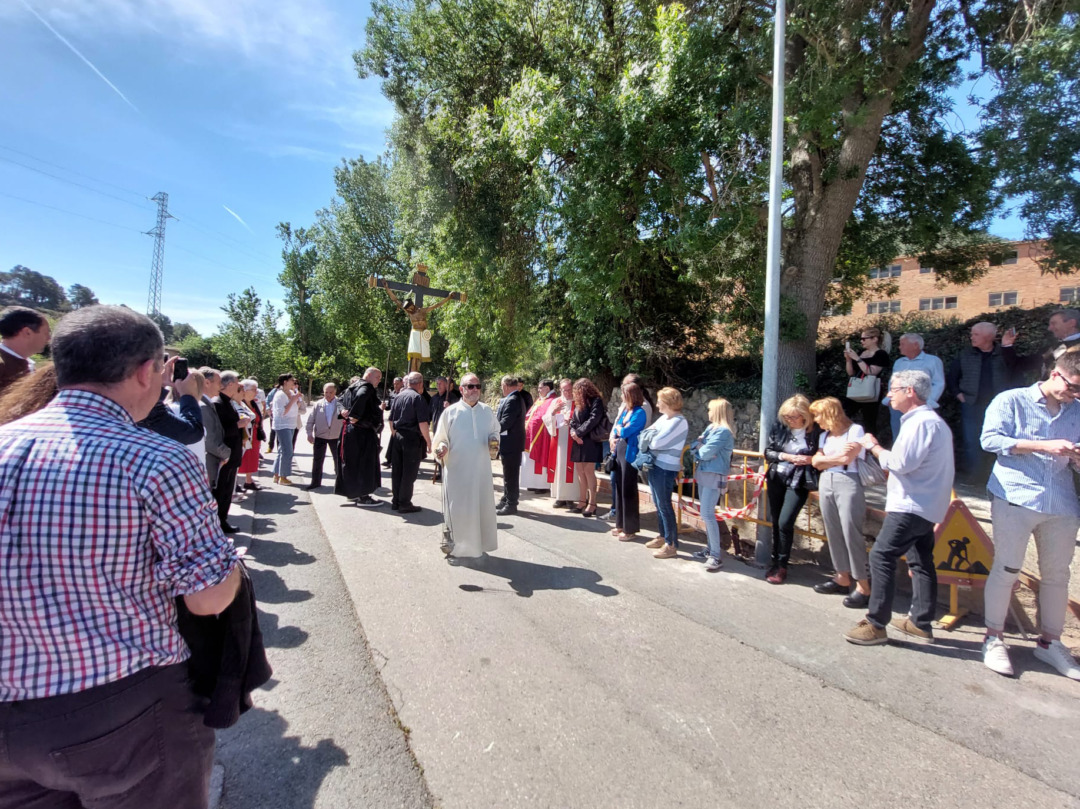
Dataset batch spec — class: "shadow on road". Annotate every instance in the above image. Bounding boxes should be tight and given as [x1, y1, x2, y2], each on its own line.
[219, 707, 348, 809]
[247, 536, 318, 568]
[455, 555, 619, 598]
[257, 607, 310, 649]
[247, 567, 314, 605]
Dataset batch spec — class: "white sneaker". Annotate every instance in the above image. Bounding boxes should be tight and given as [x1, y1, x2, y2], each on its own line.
[705, 556, 723, 572]
[982, 636, 1014, 677]
[1033, 640, 1080, 681]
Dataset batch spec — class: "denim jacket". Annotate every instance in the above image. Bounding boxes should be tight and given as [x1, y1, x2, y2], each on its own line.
[692, 425, 734, 475]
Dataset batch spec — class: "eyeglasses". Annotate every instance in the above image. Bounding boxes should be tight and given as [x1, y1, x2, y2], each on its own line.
[888, 385, 911, 394]
[1053, 371, 1080, 393]
[462, 383, 482, 390]
[860, 336, 873, 341]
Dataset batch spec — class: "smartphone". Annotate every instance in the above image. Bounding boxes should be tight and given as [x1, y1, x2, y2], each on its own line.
[845, 340, 851, 352]
[172, 358, 189, 382]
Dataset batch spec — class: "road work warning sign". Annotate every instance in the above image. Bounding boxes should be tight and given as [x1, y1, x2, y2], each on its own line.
[933, 500, 995, 587]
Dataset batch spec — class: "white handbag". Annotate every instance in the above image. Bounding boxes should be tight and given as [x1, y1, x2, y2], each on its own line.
[846, 375, 881, 403]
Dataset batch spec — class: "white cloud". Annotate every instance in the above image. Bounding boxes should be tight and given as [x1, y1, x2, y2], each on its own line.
[7, 0, 356, 71]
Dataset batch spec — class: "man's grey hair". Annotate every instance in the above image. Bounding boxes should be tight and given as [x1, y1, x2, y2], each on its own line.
[362, 367, 380, 381]
[972, 321, 997, 335]
[900, 333, 925, 350]
[461, 372, 480, 385]
[1052, 308, 1080, 326]
[501, 374, 516, 386]
[241, 378, 259, 390]
[198, 366, 220, 382]
[51, 305, 163, 388]
[892, 369, 931, 403]
[405, 371, 423, 386]
[324, 382, 336, 392]
[219, 370, 240, 388]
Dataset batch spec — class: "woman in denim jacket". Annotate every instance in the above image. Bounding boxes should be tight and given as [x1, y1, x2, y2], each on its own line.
[762, 394, 820, 584]
[610, 382, 647, 540]
[691, 398, 735, 572]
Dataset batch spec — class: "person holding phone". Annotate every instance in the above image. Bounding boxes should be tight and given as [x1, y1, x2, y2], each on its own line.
[137, 355, 204, 446]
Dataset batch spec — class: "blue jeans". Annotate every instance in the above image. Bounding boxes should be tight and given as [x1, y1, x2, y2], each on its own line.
[272, 428, 295, 477]
[959, 400, 990, 477]
[649, 467, 678, 546]
[699, 485, 727, 559]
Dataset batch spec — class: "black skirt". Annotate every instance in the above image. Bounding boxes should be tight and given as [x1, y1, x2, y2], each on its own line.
[571, 436, 603, 464]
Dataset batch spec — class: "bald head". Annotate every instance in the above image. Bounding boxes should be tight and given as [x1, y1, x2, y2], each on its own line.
[405, 371, 423, 389]
[461, 373, 482, 404]
[363, 366, 382, 384]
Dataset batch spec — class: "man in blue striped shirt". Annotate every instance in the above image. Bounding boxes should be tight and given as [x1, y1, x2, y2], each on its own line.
[979, 351, 1080, 681]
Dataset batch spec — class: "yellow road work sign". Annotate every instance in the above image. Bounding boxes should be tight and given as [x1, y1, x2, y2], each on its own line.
[933, 499, 995, 588]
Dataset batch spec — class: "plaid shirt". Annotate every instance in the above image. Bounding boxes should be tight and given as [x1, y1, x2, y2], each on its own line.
[0, 390, 239, 701]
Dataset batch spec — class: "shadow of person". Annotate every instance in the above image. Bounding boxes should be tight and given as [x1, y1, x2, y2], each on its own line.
[456, 555, 619, 598]
[247, 537, 318, 568]
[257, 607, 310, 649]
[256, 490, 309, 516]
[246, 567, 314, 605]
[217, 707, 348, 809]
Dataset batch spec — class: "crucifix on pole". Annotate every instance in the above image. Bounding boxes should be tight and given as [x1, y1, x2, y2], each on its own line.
[368, 264, 467, 373]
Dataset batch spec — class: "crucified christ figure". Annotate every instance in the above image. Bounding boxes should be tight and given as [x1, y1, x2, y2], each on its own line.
[383, 285, 454, 366]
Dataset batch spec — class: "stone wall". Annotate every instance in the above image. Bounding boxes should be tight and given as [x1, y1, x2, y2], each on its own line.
[606, 388, 762, 450]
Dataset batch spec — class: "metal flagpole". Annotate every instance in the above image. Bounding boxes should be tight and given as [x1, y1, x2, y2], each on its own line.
[757, 0, 786, 563]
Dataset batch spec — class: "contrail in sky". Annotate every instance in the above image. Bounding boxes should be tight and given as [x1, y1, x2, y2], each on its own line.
[223, 205, 255, 234]
[19, 0, 138, 112]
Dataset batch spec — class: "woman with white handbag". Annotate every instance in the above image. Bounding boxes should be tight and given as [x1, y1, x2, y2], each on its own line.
[844, 326, 890, 431]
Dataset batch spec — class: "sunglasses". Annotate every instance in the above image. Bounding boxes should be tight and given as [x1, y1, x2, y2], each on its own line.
[462, 383, 482, 390]
[860, 336, 873, 340]
[1053, 371, 1080, 393]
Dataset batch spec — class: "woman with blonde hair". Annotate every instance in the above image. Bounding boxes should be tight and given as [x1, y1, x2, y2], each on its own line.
[809, 396, 871, 607]
[843, 325, 891, 431]
[645, 387, 689, 559]
[690, 397, 735, 572]
[762, 394, 820, 583]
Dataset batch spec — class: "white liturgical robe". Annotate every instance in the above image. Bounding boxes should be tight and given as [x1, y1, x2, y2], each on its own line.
[542, 395, 577, 501]
[432, 399, 500, 557]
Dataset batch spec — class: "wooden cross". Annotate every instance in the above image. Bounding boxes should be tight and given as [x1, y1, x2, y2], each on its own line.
[368, 265, 467, 371]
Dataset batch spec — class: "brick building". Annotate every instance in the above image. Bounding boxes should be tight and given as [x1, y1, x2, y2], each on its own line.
[821, 240, 1076, 331]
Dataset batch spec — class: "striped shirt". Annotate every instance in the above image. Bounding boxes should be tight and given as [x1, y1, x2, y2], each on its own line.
[981, 383, 1080, 516]
[0, 390, 239, 701]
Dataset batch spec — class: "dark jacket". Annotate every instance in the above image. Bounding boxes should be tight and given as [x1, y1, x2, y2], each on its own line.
[496, 389, 527, 455]
[946, 345, 1019, 401]
[0, 350, 30, 396]
[176, 564, 272, 729]
[214, 394, 244, 468]
[138, 389, 203, 445]
[341, 380, 383, 432]
[763, 420, 821, 491]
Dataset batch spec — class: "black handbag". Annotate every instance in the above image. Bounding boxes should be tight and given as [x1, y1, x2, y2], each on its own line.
[602, 453, 616, 474]
[588, 413, 612, 442]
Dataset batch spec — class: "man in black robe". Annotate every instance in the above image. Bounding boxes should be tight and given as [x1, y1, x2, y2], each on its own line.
[335, 367, 385, 507]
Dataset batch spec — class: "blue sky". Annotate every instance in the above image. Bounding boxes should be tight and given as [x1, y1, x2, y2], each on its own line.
[1, 2, 1025, 337]
[0, 0, 394, 335]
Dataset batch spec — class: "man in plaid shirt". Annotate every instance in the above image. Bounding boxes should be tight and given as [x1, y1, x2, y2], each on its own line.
[0, 306, 241, 809]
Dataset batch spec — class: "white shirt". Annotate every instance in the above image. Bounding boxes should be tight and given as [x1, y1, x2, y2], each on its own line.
[877, 405, 954, 522]
[882, 351, 945, 409]
[0, 343, 34, 373]
[820, 423, 866, 475]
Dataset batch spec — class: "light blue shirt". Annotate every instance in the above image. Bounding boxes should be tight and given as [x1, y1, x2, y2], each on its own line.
[981, 383, 1080, 517]
[882, 351, 945, 409]
[878, 405, 955, 523]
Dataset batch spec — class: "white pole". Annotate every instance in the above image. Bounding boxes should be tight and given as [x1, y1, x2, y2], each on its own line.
[759, 0, 785, 451]
[756, 0, 785, 565]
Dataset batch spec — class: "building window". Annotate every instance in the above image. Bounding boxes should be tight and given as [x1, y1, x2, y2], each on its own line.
[919, 265, 933, 274]
[919, 296, 958, 311]
[992, 250, 1019, 266]
[867, 300, 901, 314]
[988, 291, 1017, 307]
[869, 264, 902, 279]
[1061, 287, 1080, 303]
[823, 304, 852, 317]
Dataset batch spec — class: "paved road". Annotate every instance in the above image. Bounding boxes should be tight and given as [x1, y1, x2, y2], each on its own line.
[301, 445, 1080, 809]
[213, 458, 432, 809]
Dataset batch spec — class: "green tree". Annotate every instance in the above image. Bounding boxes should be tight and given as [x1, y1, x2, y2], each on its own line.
[149, 312, 175, 343]
[172, 322, 199, 341]
[175, 334, 219, 369]
[213, 288, 288, 385]
[67, 284, 99, 309]
[0, 266, 70, 311]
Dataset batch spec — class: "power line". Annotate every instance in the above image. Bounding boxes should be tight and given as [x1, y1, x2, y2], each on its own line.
[0, 190, 144, 232]
[0, 155, 152, 211]
[0, 144, 150, 201]
[169, 244, 280, 282]
[170, 211, 281, 265]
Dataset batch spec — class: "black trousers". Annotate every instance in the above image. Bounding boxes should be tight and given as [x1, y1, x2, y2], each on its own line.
[309, 437, 341, 487]
[214, 465, 239, 527]
[500, 450, 522, 505]
[0, 664, 215, 809]
[766, 481, 810, 568]
[613, 440, 640, 535]
[390, 433, 424, 507]
[267, 427, 276, 451]
[867, 512, 938, 631]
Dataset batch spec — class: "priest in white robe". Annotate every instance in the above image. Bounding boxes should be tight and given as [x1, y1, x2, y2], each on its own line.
[542, 377, 578, 507]
[521, 379, 557, 492]
[432, 373, 500, 558]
